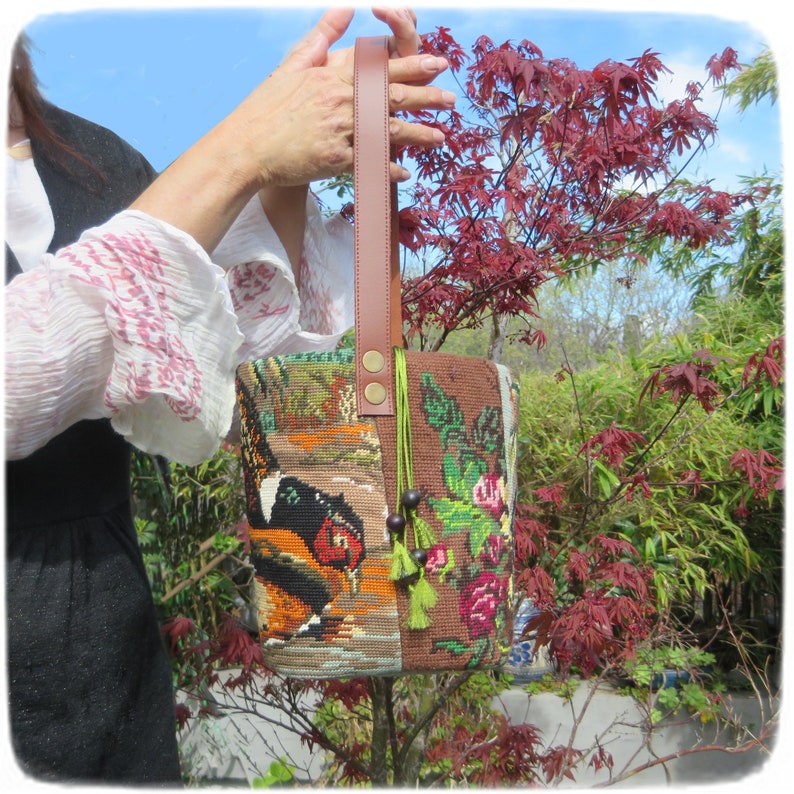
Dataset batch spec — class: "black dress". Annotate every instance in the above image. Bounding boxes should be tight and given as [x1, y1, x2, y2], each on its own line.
[5, 104, 182, 784]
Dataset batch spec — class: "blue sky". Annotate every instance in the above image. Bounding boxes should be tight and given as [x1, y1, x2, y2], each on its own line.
[5, 1, 783, 193]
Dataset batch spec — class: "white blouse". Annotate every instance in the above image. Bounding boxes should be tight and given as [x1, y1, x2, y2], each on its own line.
[6, 146, 55, 273]
[4, 160, 354, 465]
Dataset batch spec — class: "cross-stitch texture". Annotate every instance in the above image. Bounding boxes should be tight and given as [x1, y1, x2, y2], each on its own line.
[236, 347, 518, 677]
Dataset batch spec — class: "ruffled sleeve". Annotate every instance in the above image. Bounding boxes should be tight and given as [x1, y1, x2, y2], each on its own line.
[5, 196, 354, 465]
[5, 210, 243, 465]
[212, 193, 354, 361]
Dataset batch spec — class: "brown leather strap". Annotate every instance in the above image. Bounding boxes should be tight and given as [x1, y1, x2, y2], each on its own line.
[354, 36, 401, 416]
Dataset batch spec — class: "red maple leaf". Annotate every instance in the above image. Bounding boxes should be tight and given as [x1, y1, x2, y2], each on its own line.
[578, 422, 646, 469]
[641, 350, 725, 412]
[742, 336, 784, 389]
[161, 615, 197, 656]
[706, 47, 740, 83]
[211, 613, 264, 676]
[729, 448, 784, 500]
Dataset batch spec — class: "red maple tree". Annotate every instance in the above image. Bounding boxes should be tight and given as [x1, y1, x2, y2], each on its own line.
[164, 30, 782, 788]
[398, 29, 749, 360]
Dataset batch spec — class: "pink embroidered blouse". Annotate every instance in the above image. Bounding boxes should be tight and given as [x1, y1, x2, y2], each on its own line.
[5, 194, 354, 464]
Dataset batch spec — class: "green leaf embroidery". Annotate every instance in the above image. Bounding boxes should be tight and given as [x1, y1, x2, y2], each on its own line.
[473, 405, 502, 453]
[430, 497, 498, 556]
[420, 373, 467, 448]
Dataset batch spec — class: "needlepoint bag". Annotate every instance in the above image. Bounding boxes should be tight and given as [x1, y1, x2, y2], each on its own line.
[235, 36, 519, 678]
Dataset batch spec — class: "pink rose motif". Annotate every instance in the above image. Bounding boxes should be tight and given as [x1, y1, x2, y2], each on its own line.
[460, 572, 509, 639]
[479, 533, 505, 567]
[473, 474, 506, 518]
[426, 545, 450, 575]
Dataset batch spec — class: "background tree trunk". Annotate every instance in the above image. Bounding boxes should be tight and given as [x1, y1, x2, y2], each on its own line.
[488, 312, 509, 363]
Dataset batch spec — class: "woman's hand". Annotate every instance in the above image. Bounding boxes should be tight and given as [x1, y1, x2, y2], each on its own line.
[132, 7, 453, 252]
[238, 57, 451, 187]
[245, 7, 453, 186]
[257, 7, 448, 272]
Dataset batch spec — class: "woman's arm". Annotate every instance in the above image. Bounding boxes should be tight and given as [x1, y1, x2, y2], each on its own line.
[258, 185, 308, 284]
[5, 212, 242, 463]
[6, 8, 453, 462]
[130, 9, 450, 253]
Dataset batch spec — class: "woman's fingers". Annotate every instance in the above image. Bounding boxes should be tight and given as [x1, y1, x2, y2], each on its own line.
[371, 7, 420, 57]
[311, 7, 357, 49]
[389, 117, 446, 150]
[389, 81, 456, 113]
[279, 7, 355, 72]
[387, 53, 450, 87]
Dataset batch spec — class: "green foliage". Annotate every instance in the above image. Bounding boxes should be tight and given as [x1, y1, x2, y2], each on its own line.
[622, 644, 724, 726]
[661, 177, 783, 307]
[647, 679, 723, 726]
[252, 758, 296, 787]
[131, 443, 249, 631]
[626, 645, 715, 687]
[523, 673, 576, 700]
[722, 47, 778, 110]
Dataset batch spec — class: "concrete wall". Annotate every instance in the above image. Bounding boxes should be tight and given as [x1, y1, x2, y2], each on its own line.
[178, 676, 778, 787]
[494, 683, 775, 788]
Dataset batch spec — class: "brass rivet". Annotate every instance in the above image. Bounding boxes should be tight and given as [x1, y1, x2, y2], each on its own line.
[362, 350, 386, 373]
[364, 382, 387, 405]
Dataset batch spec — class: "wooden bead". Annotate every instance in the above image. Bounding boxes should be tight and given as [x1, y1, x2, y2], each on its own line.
[386, 513, 406, 533]
[401, 489, 422, 509]
[410, 548, 428, 567]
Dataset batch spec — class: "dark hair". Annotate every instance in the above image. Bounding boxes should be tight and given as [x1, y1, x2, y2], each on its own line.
[10, 33, 104, 184]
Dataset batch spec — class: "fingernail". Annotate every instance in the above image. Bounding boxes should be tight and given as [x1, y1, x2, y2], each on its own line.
[433, 129, 445, 145]
[442, 90, 457, 106]
[421, 56, 445, 72]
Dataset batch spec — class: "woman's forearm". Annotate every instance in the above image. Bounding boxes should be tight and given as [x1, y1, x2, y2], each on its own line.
[130, 119, 259, 253]
[129, 13, 452, 255]
[258, 184, 309, 284]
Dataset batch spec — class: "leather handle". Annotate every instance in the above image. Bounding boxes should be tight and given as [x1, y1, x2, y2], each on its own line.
[354, 36, 401, 416]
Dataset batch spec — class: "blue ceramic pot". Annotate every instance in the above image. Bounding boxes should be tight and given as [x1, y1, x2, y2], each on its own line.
[505, 600, 552, 682]
[651, 669, 691, 689]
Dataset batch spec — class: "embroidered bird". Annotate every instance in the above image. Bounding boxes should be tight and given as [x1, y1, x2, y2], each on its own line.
[249, 474, 366, 642]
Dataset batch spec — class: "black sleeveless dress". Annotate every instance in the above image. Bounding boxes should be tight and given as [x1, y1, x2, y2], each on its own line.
[5, 104, 182, 784]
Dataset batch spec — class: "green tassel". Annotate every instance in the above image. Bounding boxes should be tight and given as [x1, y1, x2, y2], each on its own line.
[390, 538, 418, 581]
[394, 347, 413, 502]
[408, 575, 439, 630]
[412, 515, 436, 549]
[393, 346, 441, 630]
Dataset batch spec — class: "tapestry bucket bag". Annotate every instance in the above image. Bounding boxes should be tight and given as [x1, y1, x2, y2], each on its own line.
[235, 36, 520, 678]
